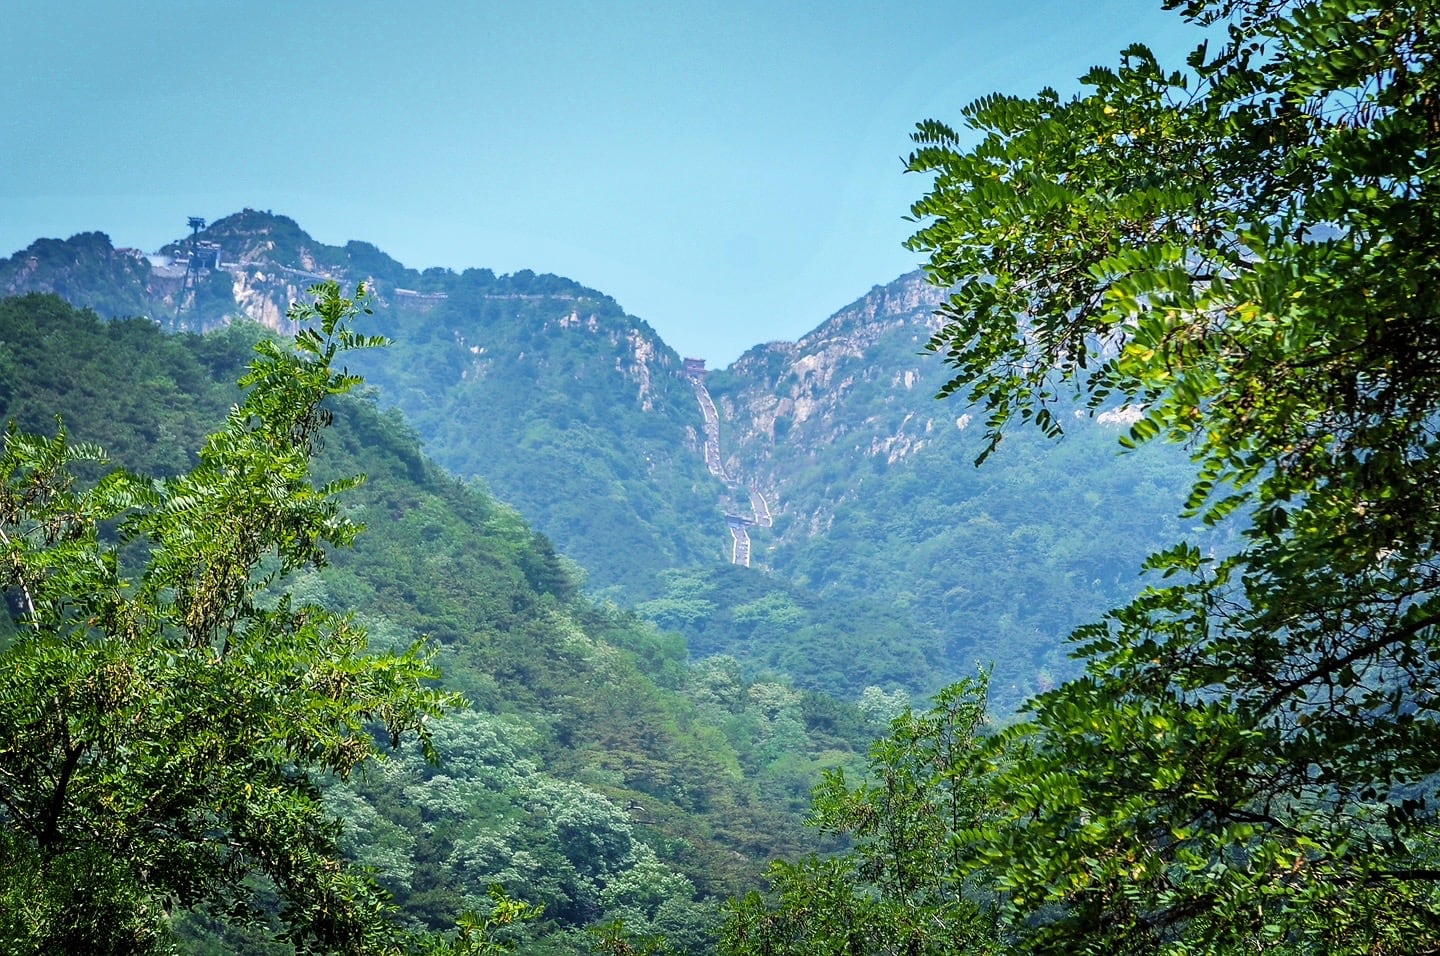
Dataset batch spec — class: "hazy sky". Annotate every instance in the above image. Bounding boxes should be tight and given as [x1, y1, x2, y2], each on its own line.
[4, 2, 1199, 365]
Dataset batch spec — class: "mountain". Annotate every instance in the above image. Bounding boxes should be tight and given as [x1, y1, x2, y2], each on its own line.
[3, 212, 725, 591]
[0, 293, 887, 953]
[0, 214, 1200, 709]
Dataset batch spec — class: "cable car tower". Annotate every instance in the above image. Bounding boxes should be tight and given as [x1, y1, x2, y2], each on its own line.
[181, 217, 207, 299]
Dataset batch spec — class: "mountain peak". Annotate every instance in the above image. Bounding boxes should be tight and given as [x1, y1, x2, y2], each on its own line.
[165, 208, 318, 270]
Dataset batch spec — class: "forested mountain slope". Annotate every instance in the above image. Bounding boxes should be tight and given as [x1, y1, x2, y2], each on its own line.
[2, 217, 1198, 708]
[0, 294, 878, 953]
[2, 211, 724, 594]
[705, 274, 1205, 706]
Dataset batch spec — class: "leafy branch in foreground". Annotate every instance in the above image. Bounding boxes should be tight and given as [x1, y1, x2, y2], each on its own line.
[894, 0, 1440, 952]
[0, 281, 456, 954]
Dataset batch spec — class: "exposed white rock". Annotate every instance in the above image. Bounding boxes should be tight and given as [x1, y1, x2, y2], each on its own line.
[1098, 405, 1146, 426]
[626, 329, 656, 412]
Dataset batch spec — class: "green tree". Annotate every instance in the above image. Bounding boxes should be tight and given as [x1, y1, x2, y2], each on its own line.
[411, 886, 542, 956]
[722, 676, 998, 956]
[0, 282, 454, 954]
[899, 0, 1440, 952]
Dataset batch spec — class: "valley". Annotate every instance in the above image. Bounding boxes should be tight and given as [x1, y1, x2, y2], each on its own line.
[0, 211, 1199, 709]
[7, 4, 1431, 951]
[0, 213, 1197, 950]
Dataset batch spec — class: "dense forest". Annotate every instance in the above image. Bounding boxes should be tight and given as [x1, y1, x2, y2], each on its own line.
[0, 291, 881, 953]
[4, 0, 1440, 952]
[0, 223, 1204, 715]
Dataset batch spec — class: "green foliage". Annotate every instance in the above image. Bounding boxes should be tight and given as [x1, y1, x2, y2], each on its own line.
[0, 827, 164, 956]
[644, 565, 959, 704]
[410, 886, 542, 956]
[0, 289, 856, 953]
[721, 675, 999, 956]
[901, 0, 1440, 950]
[341, 266, 722, 596]
[0, 294, 237, 476]
[0, 282, 454, 953]
[0, 278, 929, 956]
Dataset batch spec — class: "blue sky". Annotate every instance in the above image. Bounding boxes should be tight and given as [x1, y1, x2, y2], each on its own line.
[4, 2, 1199, 365]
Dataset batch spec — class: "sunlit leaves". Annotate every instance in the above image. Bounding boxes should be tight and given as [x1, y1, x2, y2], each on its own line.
[903, 0, 1440, 951]
[0, 282, 454, 953]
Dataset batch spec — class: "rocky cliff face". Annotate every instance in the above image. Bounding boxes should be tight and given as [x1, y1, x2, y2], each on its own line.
[691, 272, 1197, 709]
[0, 214, 718, 592]
[706, 272, 953, 549]
[228, 267, 307, 333]
[0, 213, 1196, 705]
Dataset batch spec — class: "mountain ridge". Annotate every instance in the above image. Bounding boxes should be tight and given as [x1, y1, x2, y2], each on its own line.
[0, 213, 1199, 709]
[0, 291, 897, 952]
